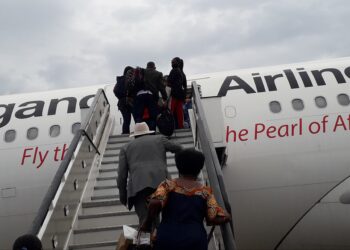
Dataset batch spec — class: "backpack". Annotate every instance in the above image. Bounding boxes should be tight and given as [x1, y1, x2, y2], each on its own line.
[127, 67, 145, 98]
[113, 76, 125, 99]
[157, 109, 175, 137]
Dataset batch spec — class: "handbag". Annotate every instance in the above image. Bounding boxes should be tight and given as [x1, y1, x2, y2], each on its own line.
[128, 231, 152, 250]
[128, 245, 152, 250]
[116, 232, 132, 250]
[156, 108, 175, 137]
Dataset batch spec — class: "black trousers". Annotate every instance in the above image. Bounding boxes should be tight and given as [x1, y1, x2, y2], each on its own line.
[131, 187, 162, 228]
[134, 93, 158, 131]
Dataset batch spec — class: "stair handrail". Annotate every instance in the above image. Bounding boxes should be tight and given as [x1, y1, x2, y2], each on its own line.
[24, 88, 109, 242]
[191, 81, 237, 250]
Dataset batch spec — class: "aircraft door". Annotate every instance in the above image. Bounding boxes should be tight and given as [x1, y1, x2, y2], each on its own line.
[201, 97, 225, 145]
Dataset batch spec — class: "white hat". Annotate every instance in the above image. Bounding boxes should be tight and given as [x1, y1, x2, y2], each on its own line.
[129, 122, 155, 137]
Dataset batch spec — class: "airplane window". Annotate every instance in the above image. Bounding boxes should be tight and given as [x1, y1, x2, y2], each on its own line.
[315, 96, 327, 108]
[292, 99, 304, 111]
[269, 101, 281, 113]
[337, 94, 350, 106]
[72, 122, 81, 134]
[27, 127, 38, 140]
[4, 130, 16, 142]
[50, 125, 60, 137]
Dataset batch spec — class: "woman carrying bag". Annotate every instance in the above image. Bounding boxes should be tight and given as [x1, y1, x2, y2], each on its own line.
[139, 148, 231, 250]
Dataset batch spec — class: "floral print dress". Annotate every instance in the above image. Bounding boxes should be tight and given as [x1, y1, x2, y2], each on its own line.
[150, 179, 226, 250]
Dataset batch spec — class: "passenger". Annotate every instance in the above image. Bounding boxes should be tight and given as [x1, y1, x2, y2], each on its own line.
[168, 57, 186, 129]
[179, 58, 188, 99]
[162, 75, 171, 100]
[133, 62, 167, 131]
[13, 234, 42, 250]
[114, 66, 134, 134]
[140, 148, 231, 250]
[183, 96, 192, 128]
[179, 58, 191, 128]
[117, 122, 182, 225]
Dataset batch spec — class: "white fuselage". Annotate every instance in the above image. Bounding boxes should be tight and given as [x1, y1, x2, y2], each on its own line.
[192, 57, 350, 249]
[1, 58, 350, 249]
[0, 85, 120, 249]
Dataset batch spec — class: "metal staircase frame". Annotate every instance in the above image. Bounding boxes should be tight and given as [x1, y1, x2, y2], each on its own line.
[191, 81, 237, 250]
[25, 89, 112, 249]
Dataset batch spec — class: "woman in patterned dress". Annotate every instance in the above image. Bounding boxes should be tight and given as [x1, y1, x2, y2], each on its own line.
[140, 148, 231, 250]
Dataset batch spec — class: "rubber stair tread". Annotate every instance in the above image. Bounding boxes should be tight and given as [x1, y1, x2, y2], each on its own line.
[69, 240, 117, 249]
[91, 194, 119, 200]
[82, 199, 121, 208]
[94, 185, 117, 190]
[99, 163, 177, 173]
[79, 210, 135, 219]
[103, 153, 175, 158]
[74, 224, 137, 234]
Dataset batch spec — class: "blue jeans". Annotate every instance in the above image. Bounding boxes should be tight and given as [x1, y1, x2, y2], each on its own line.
[134, 93, 159, 131]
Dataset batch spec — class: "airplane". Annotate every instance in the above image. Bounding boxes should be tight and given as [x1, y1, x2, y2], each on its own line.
[1, 57, 350, 249]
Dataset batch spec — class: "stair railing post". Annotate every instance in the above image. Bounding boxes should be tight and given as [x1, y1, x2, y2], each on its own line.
[192, 81, 237, 250]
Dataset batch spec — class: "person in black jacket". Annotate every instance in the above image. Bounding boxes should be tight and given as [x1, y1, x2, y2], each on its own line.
[133, 62, 167, 131]
[168, 57, 186, 129]
[115, 66, 134, 134]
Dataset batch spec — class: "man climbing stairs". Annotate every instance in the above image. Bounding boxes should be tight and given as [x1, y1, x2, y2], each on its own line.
[68, 129, 194, 250]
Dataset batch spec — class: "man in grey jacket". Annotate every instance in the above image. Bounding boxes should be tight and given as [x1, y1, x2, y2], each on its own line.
[117, 122, 182, 225]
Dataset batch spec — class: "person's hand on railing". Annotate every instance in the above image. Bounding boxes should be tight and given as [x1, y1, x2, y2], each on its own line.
[207, 210, 231, 226]
[223, 211, 232, 223]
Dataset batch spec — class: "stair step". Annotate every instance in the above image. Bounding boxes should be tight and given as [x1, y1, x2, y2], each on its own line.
[169, 138, 194, 144]
[94, 185, 118, 190]
[103, 153, 119, 158]
[73, 224, 137, 245]
[108, 138, 130, 142]
[95, 179, 117, 186]
[82, 199, 121, 208]
[99, 168, 117, 173]
[74, 224, 135, 234]
[107, 140, 129, 145]
[79, 211, 135, 220]
[77, 211, 137, 229]
[101, 160, 119, 165]
[91, 194, 119, 201]
[98, 171, 118, 179]
[106, 139, 193, 151]
[97, 171, 177, 182]
[92, 188, 119, 198]
[105, 148, 121, 153]
[102, 153, 175, 159]
[107, 137, 131, 142]
[106, 146, 123, 151]
[97, 176, 117, 181]
[108, 129, 191, 139]
[69, 240, 117, 250]
[81, 203, 127, 216]
[100, 163, 118, 170]
[99, 164, 176, 173]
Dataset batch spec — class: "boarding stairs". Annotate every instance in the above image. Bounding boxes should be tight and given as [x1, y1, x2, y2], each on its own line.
[20, 83, 236, 250]
[69, 129, 194, 249]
